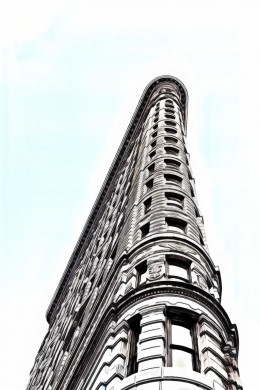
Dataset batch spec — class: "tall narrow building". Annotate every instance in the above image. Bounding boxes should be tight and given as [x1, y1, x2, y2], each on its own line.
[27, 76, 242, 390]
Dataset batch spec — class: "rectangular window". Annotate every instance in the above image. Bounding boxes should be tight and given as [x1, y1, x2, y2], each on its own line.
[164, 159, 180, 170]
[164, 174, 182, 186]
[136, 261, 147, 285]
[165, 128, 177, 135]
[148, 163, 155, 175]
[151, 131, 157, 138]
[144, 197, 152, 214]
[165, 192, 184, 208]
[150, 140, 157, 149]
[140, 222, 150, 238]
[164, 137, 177, 144]
[190, 184, 195, 197]
[149, 150, 156, 159]
[165, 218, 187, 234]
[166, 256, 189, 281]
[165, 147, 179, 156]
[170, 324, 193, 369]
[167, 314, 200, 372]
[146, 178, 154, 191]
[127, 316, 141, 376]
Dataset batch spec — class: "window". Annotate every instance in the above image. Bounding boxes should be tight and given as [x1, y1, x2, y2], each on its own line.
[127, 316, 141, 376]
[136, 261, 147, 285]
[190, 184, 195, 197]
[146, 178, 154, 191]
[166, 311, 200, 372]
[165, 121, 176, 127]
[144, 197, 152, 214]
[165, 114, 176, 120]
[164, 159, 180, 170]
[165, 192, 183, 208]
[165, 109, 175, 114]
[166, 99, 173, 103]
[165, 147, 179, 156]
[140, 222, 150, 238]
[110, 244, 118, 260]
[166, 256, 189, 280]
[165, 128, 177, 135]
[150, 140, 156, 149]
[149, 150, 156, 159]
[164, 136, 177, 144]
[151, 131, 157, 139]
[169, 324, 194, 370]
[148, 163, 155, 175]
[164, 174, 182, 186]
[166, 217, 187, 234]
[153, 124, 158, 130]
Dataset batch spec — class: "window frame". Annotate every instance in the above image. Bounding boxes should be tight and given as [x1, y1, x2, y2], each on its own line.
[166, 255, 190, 282]
[165, 192, 184, 208]
[166, 311, 200, 372]
[127, 315, 141, 376]
[165, 217, 187, 234]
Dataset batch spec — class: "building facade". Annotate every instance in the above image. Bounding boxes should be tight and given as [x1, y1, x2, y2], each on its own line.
[27, 76, 242, 390]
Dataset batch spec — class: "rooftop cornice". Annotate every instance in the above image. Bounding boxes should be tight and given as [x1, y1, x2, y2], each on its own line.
[46, 76, 189, 324]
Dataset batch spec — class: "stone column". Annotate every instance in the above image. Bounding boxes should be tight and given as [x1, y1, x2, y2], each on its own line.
[138, 305, 166, 371]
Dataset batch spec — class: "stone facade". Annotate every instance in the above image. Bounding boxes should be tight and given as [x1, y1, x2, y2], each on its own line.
[26, 76, 242, 390]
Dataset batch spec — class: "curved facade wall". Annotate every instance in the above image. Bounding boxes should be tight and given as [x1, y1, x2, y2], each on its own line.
[26, 77, 242, 390]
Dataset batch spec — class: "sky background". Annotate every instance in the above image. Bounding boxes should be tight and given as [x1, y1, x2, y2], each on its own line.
[0, 1, 259, 389]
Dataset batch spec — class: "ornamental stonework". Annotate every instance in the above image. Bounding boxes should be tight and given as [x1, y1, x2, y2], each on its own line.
[26, 77, 242, 390]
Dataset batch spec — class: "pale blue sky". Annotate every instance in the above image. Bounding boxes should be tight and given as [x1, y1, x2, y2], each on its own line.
[0, 1, 259, 389]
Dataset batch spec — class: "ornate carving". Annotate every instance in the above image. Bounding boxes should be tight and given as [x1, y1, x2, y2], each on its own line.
[147, 262, 163, 280]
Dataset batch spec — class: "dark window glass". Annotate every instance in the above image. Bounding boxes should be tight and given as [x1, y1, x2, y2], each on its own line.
[165, 192, 184, 208]
[164, 174, 182, 186]
[127, 316, 141, 376]
[166, 218, 187, 234]
[164, 159, 180, 170]
[148, 163, 155, 175]
[165, 128, 177, 135]
[165, 121, 176, 127]
[165, 114, 176, 120]
[136, 261, 147, 285]
[149, 150, 156, 159]
[190, 184, 195, 197]
[146, 178, 154, 191]
[165, 109, 175, 114]
[165, 147, 179, 156]
[151, 140, 156, 149]
[141, 222, 150, 238]
[164, 136, 177, 144]
[144, 197, 152, 214]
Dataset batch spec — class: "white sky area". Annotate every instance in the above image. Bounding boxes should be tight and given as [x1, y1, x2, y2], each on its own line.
[0, 1, 259, 389]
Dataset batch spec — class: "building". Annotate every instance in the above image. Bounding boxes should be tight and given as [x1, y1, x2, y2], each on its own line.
[27, 76, 242, 390]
